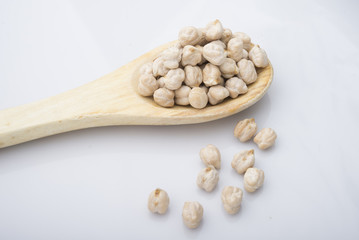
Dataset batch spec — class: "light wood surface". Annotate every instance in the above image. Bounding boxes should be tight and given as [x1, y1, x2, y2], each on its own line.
[0, 41, 273, 148]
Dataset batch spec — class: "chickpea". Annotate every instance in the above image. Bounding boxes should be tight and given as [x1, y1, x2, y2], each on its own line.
[157, 77, 165, 88]
[195, 45, 207, 65]
[219, 58, 239, 79]
[160, 46, 182, 69]
[203, 41, 227, 66]
[148, 188, 169, 214]
[234, 118, 257, 142]
[138, 74, 158, 96]
[227, 37, 243, 62]
[188, 87, 208, 109]
[221, 186, 243, 214]
[182, 201, 203, 229]
[197, 166, 219, 192]
[238, 59, 257, 84]
[220, 28, 233, 45]
[244, 167, 264, 192]
[205, 19, 224, 41]
[200, 144, 221, 169]
[202, 63, 221, 87]
[231, 149, 255, 174]
[254, 128, 277, 149]
[184, 65, 202, 87]
[175, 85, 191, 106]
[225, 77, 248, 98]
[181, 45, 202, 66]
[153, 88, 175, 107]
[139, 62, 153, 76]
[249, 45, 269, 68]
[164, 68, 185, 90]
[178, 26, 202, 46]
[152, 57, 169, 77]
[207, 85, 229, 105]
[233, 32, 252, 51]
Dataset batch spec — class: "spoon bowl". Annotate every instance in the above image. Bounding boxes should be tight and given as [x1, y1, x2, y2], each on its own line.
[0, 41, 273, 148]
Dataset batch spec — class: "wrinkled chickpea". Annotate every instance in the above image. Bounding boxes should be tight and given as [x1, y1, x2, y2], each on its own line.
[227, 37, 243, 62]
[225, 77, 248, 98]
[249, 45, 269, 68]
[200, 144, 221, 169]
[157, 77, 165, 88]
[208, 85, 229, 105]
[153, 88, 174, 107]
[184, 65, 202, 87]
[189, 87, 208, 109]
[164, 68, 185, 90]
[181, 45, 202, 66]
[138, 74, 158, 97]
[197, 166, 219, 192]
[254, 128, 277, 149]
[160, 46, 182, 69]
[182, 201, 203, 229]
[238, 59, 257, 84]
[234, 118, 257, 142]
[231, 149, 255, 174]
[139, 62, 153, 75]
[152, 57, 169, 77]
[203, 41, 227, 66]
[244, 167, 264, 192]
[233, 32, 252, 51]
[202, 63, 221, 87]
[175, 85, 191, 106]
[220, 28, 232, 45]
[178, 26, 202, 46]
[221, 186, 243, 214]
[219, 58, 239, 79]
[148, 188, 170, 214]
[205, 19, 224, 41]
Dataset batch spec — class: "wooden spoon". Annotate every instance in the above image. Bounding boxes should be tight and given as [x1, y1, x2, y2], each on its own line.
[0, 41, 273, 148]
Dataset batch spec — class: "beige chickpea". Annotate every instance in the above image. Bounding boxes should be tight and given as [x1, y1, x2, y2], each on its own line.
[238, 59, 257, 84]
[211, 40, 226, 49]
[203, 41, 227, 66]
[181, 45, 202, 66]
[197, 28, 208, 46]
[225, 77, 248, 98]
[153, 88, 174, 107]
[178, 26, 202, 46]
[219, 58, 239, 79]
[197, 166, 219, 192]
[234, 118, 257, 142]
[199, 144, 221, 169]
[160, 46, 182, 69]
[227, 37, 243, 62]
[148, 188, 170, 214]
[231, 149, 255, 174]
[254, 128, 277, 149]
[233, 32, 252, 51]
[242, 49, 249, 59]
[139, 62, 153, 76]
[220, 28, 233, 45]
[138, 74, 158, 96]
[249, 45, 269, 68]
[152, 57, 169, 77]
[202, 63, 221, 87]
[221, 186, 243, 214]
[188, 87, 208, 109]
[205, 19, 224, 41]
[182, 201, 203, 229]
[195, 45, 207, 65]
[199, 85, 209, 94]
[244, 168, 264, 192]
[164, 68, 185, 90]
[208, 85, 229, 105]
[184, 65, 202, 87]
[157, 77, 165, 88]
[175, 85, 191, 106]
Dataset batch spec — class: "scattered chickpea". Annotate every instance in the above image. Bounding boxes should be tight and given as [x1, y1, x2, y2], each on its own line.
[148, 188, 170, 214]
[205, 19, 224, 41]
[182, 201, 203, 229]
[244, 167, 264, 192]
[234, 118, 257, 142]
[202, 63, 221, 87]
[200, 144, 221, 169]
[184, 65, 202, 87]
[181, 45, 202, 66]
[225, 77, 248, 98]
[238, 59, 257, 84]
[254, 128, 277, 149]
[138, 74, 158, 97]
[175, 85, 191, 106]
[188, 87, 208, 109]
[197, 166, 219, 192]
[178, 26, 202, 46]
[231, 149, 255, 174]
[221, 186, 243, 214]
[153, 88, 175, 107]
[249, 45, 269, 68]
[164, 68, 185, 90]
[207, 85, 229, 105]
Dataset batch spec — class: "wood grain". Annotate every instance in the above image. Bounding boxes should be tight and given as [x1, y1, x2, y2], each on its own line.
[0, 41, 273, 148]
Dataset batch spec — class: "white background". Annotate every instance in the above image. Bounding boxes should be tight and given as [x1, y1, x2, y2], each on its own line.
[1, 0, 359, 239]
